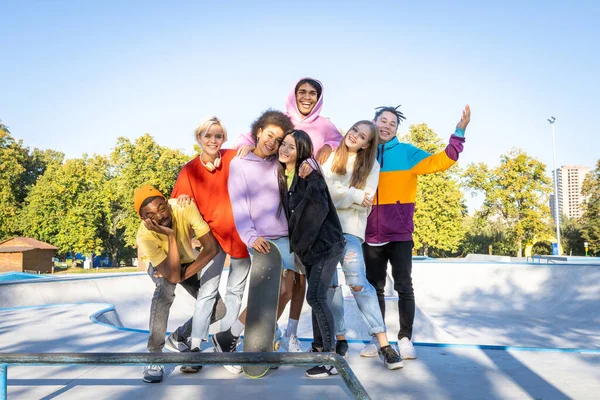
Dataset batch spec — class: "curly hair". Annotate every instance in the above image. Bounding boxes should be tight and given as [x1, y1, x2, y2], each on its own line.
[250, 109, 294, 143]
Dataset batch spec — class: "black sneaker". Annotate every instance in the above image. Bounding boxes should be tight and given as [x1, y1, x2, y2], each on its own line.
[211, 329, 242, 375]
[308, 342, 323, 353]
[212, 328, 238, 353]
[379, 345, 403, 370]
[335, 340, 349, 359]
[305, 365, 338, 378]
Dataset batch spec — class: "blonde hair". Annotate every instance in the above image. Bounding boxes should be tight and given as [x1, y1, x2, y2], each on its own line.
[194, 116, 228, 144]
[331, 120, 379, 189]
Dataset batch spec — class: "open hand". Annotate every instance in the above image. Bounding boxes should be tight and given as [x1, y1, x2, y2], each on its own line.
[457, 105, 471, 130]
[298, 161, 315, 178]
[252, 237, 271, 254]
[316, 145, 333, 165]
[177, 194, 193, 206]
[143, 218, 174, 237]
[237, 145, 255, 158]
[361, 193, 373, 208]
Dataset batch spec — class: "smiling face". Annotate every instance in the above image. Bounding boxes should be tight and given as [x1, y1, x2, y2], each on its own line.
[140, 197, 172, 228]
[295, 82, 319, 116]
[254, 124, 285, 158]
[199, 123, 225, 159]
[344, 123, 373, 154]
[374, 111, 399, 143]
[278, 134, 298, 170]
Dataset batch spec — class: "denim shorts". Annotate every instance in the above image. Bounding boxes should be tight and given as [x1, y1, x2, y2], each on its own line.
[248, 236, 296, 272]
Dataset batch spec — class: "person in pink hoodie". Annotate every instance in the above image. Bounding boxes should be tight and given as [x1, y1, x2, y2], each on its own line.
[236, 78, 343, 351]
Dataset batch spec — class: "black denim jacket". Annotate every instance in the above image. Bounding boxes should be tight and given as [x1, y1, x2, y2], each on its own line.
[282, 170, 345, 266]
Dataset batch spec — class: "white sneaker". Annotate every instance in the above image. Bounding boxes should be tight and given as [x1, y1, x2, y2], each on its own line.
[360, 343, 379, 357]
[281, 332, 303, 352]
[399, 337, 417, 359]
[143, 364, 164, 383]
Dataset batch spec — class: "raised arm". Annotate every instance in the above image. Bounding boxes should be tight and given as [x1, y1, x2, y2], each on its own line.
[411, 105, 470, 176]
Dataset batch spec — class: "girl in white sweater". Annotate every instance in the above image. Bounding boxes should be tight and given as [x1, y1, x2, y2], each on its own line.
[322, 120, 403, 370]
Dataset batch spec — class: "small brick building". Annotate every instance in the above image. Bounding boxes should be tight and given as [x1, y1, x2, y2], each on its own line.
[0, 237, 58, 274]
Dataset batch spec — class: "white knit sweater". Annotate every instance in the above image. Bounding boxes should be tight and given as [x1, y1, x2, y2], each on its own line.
[322, 153, 380, 242]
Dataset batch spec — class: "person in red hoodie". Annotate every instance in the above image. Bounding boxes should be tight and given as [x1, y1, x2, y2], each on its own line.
[171, 117, 251, 353]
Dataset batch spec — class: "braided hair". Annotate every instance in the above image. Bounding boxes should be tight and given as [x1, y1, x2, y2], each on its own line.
[373, 105, 406, 125]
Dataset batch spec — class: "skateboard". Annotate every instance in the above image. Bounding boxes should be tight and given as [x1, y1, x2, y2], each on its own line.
[242, 240, 283, 378]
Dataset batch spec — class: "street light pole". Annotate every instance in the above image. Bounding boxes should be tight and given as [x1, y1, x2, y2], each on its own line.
[548, 116, 561, 255]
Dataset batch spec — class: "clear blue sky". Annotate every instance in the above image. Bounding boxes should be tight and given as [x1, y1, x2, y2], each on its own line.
[2, 0, 599, 180]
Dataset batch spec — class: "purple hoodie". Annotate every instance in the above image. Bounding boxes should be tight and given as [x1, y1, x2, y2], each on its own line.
[236, 78, 343, 157]
[228, 152, 288, 247]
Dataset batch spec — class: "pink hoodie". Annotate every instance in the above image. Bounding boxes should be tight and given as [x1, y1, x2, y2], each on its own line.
[236, 78, 343, 157]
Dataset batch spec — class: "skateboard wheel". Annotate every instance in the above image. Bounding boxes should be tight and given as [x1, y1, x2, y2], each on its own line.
[274, 342, 280, 351]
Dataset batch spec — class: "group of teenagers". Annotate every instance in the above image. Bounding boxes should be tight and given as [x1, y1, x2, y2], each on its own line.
[134, 77, 471, 383]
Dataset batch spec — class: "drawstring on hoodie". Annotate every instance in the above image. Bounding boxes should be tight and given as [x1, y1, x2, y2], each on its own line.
[377, 144, 385, 169]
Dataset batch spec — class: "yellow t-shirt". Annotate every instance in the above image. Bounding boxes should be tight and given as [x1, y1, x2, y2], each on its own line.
[286, 168, 295, 189]
[137, 198, 210, 267]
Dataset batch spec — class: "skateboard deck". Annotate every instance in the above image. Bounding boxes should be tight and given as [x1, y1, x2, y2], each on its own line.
[243, 241, 283, 378]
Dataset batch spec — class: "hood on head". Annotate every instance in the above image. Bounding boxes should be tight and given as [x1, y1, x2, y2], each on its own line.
[286, 77, 325, 124]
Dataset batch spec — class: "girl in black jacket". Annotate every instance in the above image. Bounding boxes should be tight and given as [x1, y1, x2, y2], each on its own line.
[278, 129, 346, 378]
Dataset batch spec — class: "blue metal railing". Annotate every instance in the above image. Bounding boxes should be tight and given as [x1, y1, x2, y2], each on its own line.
[0, 352, 370, 400]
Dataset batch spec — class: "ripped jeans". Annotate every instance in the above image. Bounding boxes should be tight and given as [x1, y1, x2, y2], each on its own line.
[329, 234, 386, 337]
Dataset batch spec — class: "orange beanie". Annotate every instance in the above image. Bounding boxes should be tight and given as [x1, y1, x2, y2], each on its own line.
[134, 185, 165, 215]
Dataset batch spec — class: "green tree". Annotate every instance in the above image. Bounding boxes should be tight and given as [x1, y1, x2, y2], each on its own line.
[401, 123, 466, 256]
[20, 155, 110, 257]
[559, 214, 585, 256]
[0, 126, 27, 239]
[0, 121, 65, 240]
[464, 149, 552, 257]
[107, 134, 191, 260]
[460, 215, 516, 256]
[581, 160, 600, 255]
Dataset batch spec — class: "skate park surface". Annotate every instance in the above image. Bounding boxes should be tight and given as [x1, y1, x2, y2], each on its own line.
[1, 258, 599, 399]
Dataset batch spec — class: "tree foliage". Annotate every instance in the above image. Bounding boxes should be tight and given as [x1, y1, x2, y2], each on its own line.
[19, 156, 110, 255]
[401, 124, 466, 256]
[581, 160, 600, 255]
[464, 149, 552, 257]
[0, 122, 64, 240]
[108, 134, 191, 251]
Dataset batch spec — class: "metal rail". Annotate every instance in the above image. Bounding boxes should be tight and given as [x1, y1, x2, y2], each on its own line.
[0, 352, 370, 400]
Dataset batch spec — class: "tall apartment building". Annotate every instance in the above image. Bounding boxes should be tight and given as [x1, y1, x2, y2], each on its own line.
[550, 165, 591, 221]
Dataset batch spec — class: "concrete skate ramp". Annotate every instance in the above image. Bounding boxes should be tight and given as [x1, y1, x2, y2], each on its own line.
[1, 261, 599, 350]
[411, 262, 600, 349]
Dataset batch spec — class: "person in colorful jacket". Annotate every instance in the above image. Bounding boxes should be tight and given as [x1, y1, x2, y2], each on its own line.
[362, 105, 471, 359]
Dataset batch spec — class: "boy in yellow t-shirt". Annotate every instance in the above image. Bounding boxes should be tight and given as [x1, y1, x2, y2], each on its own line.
[134, 185, 223, 383]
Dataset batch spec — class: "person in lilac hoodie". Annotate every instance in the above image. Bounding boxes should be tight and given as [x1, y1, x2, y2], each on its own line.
[211, 109, 295, 374]
[236, 78, 343, 350]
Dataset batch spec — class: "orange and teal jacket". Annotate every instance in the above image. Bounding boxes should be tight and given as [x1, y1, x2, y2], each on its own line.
[365, 129, 465, 243]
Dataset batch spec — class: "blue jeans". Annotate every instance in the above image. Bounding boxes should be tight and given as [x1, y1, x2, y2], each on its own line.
[307, 249, 343, 353]
[330, 234, 386, 337]
[219, 256, 252, 331]
[191, 247, 227, 342]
